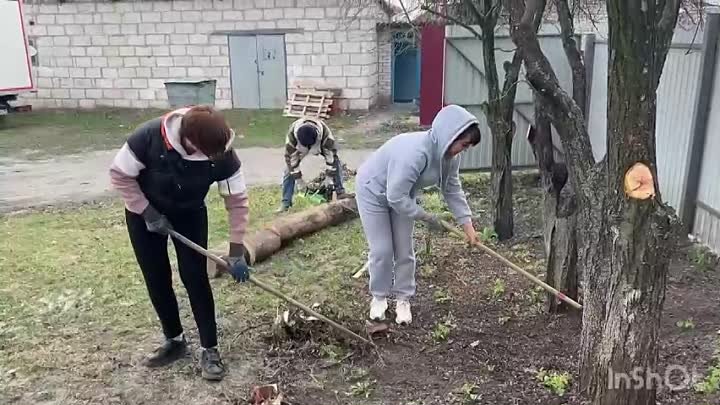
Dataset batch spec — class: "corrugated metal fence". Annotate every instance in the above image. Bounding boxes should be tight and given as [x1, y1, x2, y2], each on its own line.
[585, 14, 720, 253]
[586, 41, 703, 212]
[445, 14, 720, 254]
[443, 25, 575, 170]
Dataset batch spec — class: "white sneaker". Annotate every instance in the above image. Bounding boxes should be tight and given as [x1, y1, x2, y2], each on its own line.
[395, 300, 412, 325]
[369, 297, 388, 321]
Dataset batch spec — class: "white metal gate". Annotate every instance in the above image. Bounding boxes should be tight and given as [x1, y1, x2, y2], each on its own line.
[229, 34, 287, 109]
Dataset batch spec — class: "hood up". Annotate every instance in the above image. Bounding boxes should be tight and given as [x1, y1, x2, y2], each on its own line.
[428, 105, 479, 186]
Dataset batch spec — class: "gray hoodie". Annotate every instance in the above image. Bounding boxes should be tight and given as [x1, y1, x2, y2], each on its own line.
[356, 104, 478, 225]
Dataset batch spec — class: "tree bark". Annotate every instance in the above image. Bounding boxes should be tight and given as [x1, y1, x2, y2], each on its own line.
[556, 0, 587, 114]
[503, 1, 689, 397]
[511, 0, 683, 404]
[528, 100, 579, 313]
[474, 0, 520, 241]
[579, 2, 682, 404]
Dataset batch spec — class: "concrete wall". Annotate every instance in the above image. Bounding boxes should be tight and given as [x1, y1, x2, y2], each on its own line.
[377, 28, 392, 105]
[20, 0, 388, 110]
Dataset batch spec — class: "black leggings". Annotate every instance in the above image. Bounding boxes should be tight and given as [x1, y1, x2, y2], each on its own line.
[125, 207, 217, 348]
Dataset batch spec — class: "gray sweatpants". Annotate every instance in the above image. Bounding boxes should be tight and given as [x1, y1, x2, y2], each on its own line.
[355, 182, 416, 300]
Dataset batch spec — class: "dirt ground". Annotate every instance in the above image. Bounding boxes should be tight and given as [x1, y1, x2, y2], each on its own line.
[2, 173, 718, 405]
[250, 174, 720, 405]
[0, 147, 374, 214]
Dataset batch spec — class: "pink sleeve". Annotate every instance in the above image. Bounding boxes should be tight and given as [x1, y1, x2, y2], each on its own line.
[224, 192, 249, 244]
[217, 164, 250, 244]
[109, 166, 150, 214]
[109, 143, 149, 214]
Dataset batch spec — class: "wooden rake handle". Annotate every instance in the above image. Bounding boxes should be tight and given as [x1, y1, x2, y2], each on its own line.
[167, 230, 373, 345]
[439, 221, 583, 310]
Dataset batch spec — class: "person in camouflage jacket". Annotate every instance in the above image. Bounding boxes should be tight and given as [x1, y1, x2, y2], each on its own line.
[278, 116, 347, 211]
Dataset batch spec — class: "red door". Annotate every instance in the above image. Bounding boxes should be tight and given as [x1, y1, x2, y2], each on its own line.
[419, 24, 445, 127]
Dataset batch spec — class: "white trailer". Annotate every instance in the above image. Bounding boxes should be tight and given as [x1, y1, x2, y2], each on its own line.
[0, 0, 34, 115]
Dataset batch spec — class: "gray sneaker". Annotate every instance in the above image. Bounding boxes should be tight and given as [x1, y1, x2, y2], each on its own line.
[200, 347, 226, 381]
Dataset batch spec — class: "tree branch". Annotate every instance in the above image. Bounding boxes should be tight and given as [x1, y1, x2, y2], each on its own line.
[532, 0, 547, 30]
[486, 0, 502, 22]
[510, 0, 596, 190]
[421, 5, 485, 41]
[555, 0, 587, 116]
[659, 0, 682, 35]
[501, 52, 524, 117]
[463, 0, 487, 26]
[520, 0, 541, 26]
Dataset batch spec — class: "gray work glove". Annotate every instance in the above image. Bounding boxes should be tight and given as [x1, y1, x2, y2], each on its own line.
[141, 205, 173, 235]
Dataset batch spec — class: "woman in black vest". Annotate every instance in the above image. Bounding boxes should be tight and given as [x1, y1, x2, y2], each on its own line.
[109, 105, 251, 381]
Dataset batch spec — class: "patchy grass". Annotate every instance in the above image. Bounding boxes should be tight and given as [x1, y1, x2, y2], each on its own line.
[3, 171, 720, 405]
[0, 184, 368, 403]
[0, 108, 361, 160]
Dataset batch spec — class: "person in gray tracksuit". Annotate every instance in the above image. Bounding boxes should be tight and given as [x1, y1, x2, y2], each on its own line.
[355, 104, 481, 325]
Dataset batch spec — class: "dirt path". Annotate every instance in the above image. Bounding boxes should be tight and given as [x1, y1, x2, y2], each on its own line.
[0, 147, 374, 213]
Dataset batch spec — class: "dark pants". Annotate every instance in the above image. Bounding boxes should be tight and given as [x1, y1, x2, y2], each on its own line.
[125, 207, 217, 349]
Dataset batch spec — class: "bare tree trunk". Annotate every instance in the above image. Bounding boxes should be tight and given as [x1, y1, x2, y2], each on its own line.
[579, 2, 682, 404]
[528, 101, 579, 313]
[474, 0, 519, 241]
[511, 0, 683, 403]
[525, 0, 579, 312]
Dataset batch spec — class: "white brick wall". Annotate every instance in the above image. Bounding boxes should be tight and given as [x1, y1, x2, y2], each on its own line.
[378, 28, 392, 105]
[21, 0, 388, 110]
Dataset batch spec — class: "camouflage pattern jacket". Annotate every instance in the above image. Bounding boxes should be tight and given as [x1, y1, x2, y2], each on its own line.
[283, 117, 338, 172]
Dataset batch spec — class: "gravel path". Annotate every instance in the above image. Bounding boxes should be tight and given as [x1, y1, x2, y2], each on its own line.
[0, 147, 374, 213]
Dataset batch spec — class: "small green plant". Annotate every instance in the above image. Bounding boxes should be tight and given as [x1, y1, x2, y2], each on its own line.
[319, 343, 344, 361]
[491, 278, 506, 299]
[348, 380, 375, 398]
[431, 322, 451, 343]
[480, 227, 498, 243]
[676, 318, 696, 331]
[420, 264, 436, 278]
[431, 317, 456, 343]
[694, 366, 720, 394]
[527, 285, 545, 305]
[537, 369, 572, 396]
[689, 244, 715, 272]
[433, 288, 452, 304]
[458, 382, 480, 403]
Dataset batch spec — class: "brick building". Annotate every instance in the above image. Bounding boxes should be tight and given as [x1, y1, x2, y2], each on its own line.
[19, 0, 418, 111]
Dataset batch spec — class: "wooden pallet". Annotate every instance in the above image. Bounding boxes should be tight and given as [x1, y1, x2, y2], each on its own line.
[283, 89, 334, 119]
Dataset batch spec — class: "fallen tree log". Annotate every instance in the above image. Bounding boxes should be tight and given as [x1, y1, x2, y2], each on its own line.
[207, 196, 358, 277]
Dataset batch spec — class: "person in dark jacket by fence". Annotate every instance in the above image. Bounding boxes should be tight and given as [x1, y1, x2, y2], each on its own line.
[109, 105, 251, 381]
